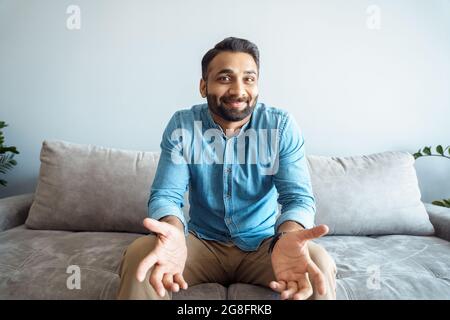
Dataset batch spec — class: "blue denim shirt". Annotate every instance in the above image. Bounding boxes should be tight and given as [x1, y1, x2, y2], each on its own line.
[148, 102, 316, 251]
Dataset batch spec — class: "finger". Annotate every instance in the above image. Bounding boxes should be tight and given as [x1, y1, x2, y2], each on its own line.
[307, 261, 327, 296]
[269, 280, 287, 293]
[149, 265, 166, 298]
[171, 281, 180, 292]
[293, 281, 313, 300]
[143, 218, 170, 236]
[174, 273, 188, 290]
[162, 273, 176, 292]
[136, 251, 158, 282]
[297, 224, 329, 241]
[281, 281, 298, 300]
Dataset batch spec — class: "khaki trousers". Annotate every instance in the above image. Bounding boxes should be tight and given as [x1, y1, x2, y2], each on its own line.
[117, 230, 337, 300]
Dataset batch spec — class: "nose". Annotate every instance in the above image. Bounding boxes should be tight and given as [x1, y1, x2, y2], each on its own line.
[228, 79, 246, 97]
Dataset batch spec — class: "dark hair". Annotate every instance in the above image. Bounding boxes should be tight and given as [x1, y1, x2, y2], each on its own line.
[201, 37, 260, 80]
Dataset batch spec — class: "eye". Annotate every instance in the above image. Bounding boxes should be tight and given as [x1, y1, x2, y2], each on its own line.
[245, 77, 255, 83]
[218, 76, 231, 81]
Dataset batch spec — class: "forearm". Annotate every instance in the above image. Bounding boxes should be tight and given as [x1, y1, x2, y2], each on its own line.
[149, 111, 190, 236]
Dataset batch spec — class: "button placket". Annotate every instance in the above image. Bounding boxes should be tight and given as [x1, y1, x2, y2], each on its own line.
[223, 138, 234, 232]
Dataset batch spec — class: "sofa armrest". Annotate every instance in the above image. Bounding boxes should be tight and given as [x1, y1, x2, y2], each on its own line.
[0, 193, 34, 232]
[424, 203, 450, 242]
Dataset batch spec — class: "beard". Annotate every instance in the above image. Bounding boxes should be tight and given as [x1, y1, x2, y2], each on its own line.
[206, 91, 258, 122]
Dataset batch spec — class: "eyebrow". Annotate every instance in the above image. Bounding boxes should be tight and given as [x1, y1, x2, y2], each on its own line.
[216, 68, 257, 76]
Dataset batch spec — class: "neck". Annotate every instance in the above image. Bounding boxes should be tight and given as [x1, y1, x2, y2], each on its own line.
[209, 111, 252, 137]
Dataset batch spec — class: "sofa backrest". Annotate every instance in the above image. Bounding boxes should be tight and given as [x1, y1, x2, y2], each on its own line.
[25, 140, 434, 236]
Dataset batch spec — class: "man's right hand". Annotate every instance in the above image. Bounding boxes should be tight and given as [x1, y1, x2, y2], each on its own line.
[136, 217, 188, 298]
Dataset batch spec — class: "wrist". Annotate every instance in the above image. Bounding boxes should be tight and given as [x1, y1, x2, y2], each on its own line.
[160, 215, 184, 234]
[269, 221, 307, 255]
[277, 220, 305, 233]
[268, 231, 287, 255]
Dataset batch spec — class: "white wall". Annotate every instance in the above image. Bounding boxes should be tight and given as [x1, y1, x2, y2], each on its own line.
[1, 0, 449, 202]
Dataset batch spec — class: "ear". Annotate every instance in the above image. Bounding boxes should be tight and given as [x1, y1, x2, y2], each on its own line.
[199, 78, 207, 98]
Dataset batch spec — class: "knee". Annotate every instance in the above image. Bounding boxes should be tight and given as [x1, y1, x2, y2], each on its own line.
[308, 242, 337, 276]
[122, 235, 157, 268]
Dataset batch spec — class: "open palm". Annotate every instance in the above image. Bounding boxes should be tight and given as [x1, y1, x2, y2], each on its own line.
[136, 218, 188, 297]
[270, 225, 329, 300]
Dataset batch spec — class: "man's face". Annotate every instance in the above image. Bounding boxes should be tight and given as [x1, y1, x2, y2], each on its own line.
[200, 51, 259, 122]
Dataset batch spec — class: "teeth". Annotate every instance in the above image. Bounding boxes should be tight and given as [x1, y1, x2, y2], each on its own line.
[224, 100, 246, 107]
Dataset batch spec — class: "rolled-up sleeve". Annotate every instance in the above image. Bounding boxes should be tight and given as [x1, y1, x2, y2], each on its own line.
[148, 111, 190, 235]
[273, 113, 316, 231]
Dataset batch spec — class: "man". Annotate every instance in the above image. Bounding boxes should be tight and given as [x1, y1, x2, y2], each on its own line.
[117, 37, 337, 300]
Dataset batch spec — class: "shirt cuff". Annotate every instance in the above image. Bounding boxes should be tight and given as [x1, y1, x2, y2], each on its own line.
[149, 206, 188, 236]
[275, 209, 315, 232]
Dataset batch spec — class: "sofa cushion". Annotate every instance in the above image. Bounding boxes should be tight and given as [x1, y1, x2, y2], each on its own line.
[228, 235, 450, 300]
[25, 140, 158, 233]
[227, 283, 279, 300]
[0, 193, 34, 232]
[173, 283, 228, 300]
[227, 282, 348, 300]
[424, 203, 450, 241]
[0, 225, 227, 299]
[1, 226, 449, 299]
[313, 235, 450, 299]
[0, 226, 137, 299]
[308, 151, 434, 235]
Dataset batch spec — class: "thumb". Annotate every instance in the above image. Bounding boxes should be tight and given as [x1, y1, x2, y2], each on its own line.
[297, 224, 329, 241]
[143, 218, 170, 236]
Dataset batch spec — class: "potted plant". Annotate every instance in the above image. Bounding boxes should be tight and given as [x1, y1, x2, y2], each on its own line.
[0, 121, 19, 187]
[413, 145, 450, 208]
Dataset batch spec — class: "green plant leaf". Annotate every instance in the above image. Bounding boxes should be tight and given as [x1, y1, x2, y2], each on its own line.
[423, 147, 431, 155]
[413, 152, 421, 159]
[0, 122, 18, 187]
[1, 146, 16, 154]
[436, 145, 444, 155]
[432, 200, 445, 207]
[443, 199, 450, 207]
[0, 154, 16, 174]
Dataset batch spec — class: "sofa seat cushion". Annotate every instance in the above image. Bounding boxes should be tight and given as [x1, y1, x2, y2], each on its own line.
[1, 227, 449, 300]
[0, 226, 227, 299]
[0, 225, 139, 299]
[209, 236, 450, 300]
[314, 235, 450, 299]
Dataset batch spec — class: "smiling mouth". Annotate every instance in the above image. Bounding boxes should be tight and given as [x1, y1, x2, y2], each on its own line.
[224, 100, 247, 108]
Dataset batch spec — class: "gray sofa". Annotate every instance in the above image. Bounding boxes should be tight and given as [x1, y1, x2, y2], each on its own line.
[0, 140, 449, 300]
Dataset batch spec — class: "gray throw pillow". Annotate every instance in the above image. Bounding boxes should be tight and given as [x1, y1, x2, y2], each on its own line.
[26, 140, 158, 233]
[307, 151, 435, 235]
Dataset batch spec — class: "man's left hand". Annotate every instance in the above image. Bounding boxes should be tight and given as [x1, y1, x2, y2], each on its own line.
[269, 224, 329, 300]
